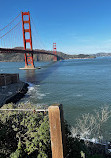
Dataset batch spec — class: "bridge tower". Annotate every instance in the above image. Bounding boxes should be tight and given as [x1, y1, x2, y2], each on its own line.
[53, 43, 57, 61]
[21, 11, 35, 69]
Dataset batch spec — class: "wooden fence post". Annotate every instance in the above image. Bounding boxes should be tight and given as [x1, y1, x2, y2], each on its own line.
[48, 104, 66, 158]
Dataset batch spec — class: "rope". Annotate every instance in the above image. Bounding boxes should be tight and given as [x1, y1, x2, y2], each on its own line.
[0, 20, 22, 39]
[0, 13, 21, 32]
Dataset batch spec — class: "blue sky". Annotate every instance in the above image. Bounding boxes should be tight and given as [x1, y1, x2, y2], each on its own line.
[0, 0, 111, 54]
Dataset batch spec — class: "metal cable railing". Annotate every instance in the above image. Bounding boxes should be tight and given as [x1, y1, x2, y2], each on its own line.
[0, 108, 48, 111]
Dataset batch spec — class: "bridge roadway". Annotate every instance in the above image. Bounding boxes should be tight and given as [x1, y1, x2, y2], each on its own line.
[0, 48, 59, 58]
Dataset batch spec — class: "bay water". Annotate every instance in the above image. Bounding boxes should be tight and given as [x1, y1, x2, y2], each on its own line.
[0, 57, 111, 140]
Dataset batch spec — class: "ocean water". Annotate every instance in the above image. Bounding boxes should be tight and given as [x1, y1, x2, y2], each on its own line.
[1, 57, 111, 140]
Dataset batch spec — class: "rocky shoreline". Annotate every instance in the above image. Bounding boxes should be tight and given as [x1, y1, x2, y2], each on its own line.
[0, 81, 29, 107]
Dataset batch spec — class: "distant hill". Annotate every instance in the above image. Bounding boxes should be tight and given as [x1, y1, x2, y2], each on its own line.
[0, 47, 95, 62]
[94, 52, 111, 57]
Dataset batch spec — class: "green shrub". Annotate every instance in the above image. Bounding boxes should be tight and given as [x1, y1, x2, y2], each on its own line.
[0, 103, 51, 158]
[0, 103, 106, 158]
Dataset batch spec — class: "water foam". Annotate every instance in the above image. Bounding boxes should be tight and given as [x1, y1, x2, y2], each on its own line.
[26, 82, 47, 100]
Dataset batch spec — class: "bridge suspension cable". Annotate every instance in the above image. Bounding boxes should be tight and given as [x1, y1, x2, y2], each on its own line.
[0, 12, 22, 49]
[31, 16, 46, 50]
[0, 20, 21, 39]
[0, 13, 21, 32]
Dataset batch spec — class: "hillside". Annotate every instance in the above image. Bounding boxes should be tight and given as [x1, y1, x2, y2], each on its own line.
[94, 52, 111, 57]
[0, 47, 95, 62]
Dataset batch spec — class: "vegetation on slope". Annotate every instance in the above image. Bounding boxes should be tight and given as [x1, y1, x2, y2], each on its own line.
[0, 103, 51, 158]
[0, 103, 106, 158]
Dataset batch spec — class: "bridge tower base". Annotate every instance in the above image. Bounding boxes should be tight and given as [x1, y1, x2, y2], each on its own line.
[21, 11, 35, 69]
[53, 43, 57, 61]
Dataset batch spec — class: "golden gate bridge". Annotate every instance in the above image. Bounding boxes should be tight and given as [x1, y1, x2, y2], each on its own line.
[0, 11, 60, 69]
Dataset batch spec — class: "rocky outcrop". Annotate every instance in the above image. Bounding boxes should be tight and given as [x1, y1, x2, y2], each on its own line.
[0, 82, 29, 107]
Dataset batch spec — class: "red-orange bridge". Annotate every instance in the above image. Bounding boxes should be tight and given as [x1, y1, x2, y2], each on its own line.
[0, 11, 61, 69]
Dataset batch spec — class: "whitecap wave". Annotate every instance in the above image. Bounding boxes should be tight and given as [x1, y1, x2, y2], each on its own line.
[19, 82, 47, 106]
[76, 94, 83, 97]
[36, 92, 46, 99]
[27, 82, 35, 89]
[73, 94, 83, 97]
[27, 83, 46, 100]
[28, 87, 35, 91]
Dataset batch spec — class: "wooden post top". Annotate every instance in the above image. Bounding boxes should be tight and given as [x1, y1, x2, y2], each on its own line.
[48, 104, 66, 158]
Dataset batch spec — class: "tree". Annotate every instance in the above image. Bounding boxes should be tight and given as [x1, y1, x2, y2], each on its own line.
[71, 106, 111, 141]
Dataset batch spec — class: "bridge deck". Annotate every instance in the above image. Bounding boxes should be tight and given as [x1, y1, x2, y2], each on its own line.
[0, 48, 58, 57]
